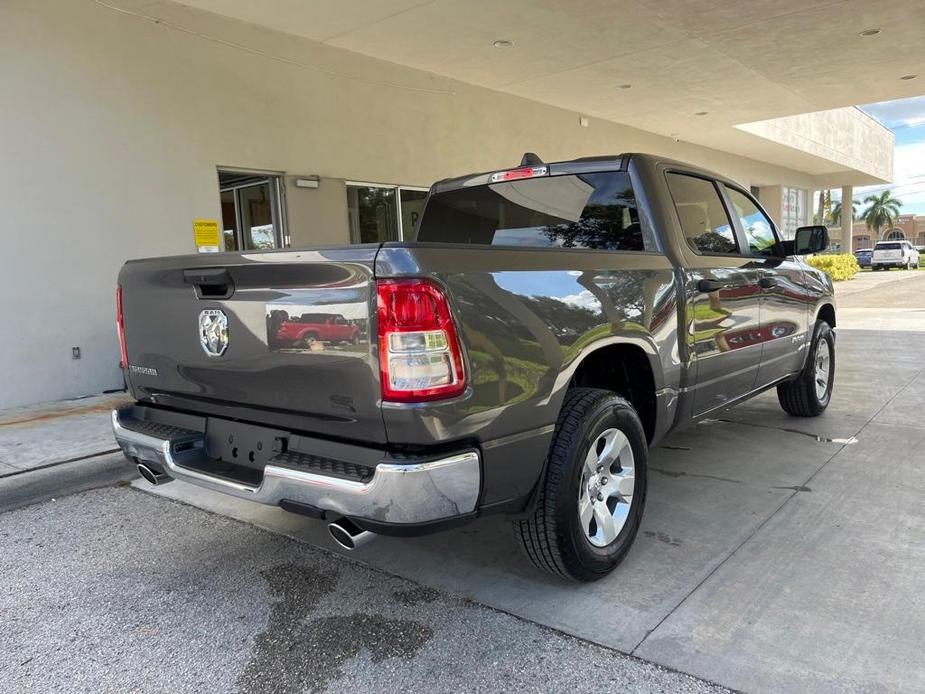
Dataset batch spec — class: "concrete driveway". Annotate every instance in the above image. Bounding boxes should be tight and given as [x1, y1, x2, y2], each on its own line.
[3, 272, 923, 692]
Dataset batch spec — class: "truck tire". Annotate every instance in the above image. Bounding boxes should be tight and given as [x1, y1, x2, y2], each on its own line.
[776, 320, 834, 417]
[297, 332, 320, 348]
[514, 388, 647, 582]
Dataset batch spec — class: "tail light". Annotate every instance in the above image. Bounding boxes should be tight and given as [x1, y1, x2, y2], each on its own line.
[376, 278, 466, 402]
[116, 285, 128, 368]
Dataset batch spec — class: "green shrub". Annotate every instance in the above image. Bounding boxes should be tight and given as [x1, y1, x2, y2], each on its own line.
[806, 253, 860, 281]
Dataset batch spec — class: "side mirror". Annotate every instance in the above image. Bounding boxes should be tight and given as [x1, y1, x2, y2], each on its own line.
[793, 225, 829, 255]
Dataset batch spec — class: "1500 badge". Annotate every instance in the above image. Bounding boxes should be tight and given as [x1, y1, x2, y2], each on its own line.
[128, 364, 158, 376]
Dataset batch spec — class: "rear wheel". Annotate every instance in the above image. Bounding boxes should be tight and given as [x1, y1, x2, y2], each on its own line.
[777, 320, 834, 417]
[297, 332, 320, 348]
[514, 388, 647, 582]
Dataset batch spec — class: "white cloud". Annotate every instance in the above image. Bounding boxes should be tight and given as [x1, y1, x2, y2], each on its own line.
[860, 96, 925, 129]
[836, 139, 925, 215]
[557, 291, 601, 312]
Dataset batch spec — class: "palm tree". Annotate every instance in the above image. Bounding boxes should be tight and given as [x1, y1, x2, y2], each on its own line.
[815, 189, 831, 225]
[830, 199, 858, 226]
[861, 191, 902, 236]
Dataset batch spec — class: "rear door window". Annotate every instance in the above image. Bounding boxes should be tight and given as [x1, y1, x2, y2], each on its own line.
[416, 172, 648, 251]
[665, 173, 739, 254]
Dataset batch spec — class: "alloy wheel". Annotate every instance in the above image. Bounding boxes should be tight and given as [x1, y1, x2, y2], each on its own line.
[814, 338, 831, 401]
[578, 428, 635, 547]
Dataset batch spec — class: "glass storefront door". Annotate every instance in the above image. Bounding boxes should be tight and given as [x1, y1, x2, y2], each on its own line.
[218, 170, 286, 251]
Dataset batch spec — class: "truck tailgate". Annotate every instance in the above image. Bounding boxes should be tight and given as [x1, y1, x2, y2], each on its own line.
[118, 247, 385, 443]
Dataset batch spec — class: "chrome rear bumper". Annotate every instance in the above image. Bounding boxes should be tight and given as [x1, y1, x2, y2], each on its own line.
[112, 407, 480, 524]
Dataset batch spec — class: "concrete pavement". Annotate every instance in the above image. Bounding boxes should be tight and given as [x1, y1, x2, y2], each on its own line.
[835, 270, 925, 332]
[0, 392, 128, 474]
[0, 393, 134, 512]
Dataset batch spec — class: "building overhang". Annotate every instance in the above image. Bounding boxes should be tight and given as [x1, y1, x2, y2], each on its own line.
[126, 0, 921, 185]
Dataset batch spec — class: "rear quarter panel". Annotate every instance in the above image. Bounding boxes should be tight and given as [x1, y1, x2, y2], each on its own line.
[376, 244, 680, 504]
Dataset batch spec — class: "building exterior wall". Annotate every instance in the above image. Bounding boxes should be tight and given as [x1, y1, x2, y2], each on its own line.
[851, 215, 925, 248]
[737, 107, 893, 185]
[0, 0, 858, 408]
[285, 177, 350, 248]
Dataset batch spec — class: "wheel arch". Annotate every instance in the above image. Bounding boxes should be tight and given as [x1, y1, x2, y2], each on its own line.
[567, 340, 660, 444]
[816, 302, 836, 328]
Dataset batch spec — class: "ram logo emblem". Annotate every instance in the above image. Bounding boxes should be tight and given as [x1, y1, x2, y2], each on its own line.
[199, 309, 229, 357]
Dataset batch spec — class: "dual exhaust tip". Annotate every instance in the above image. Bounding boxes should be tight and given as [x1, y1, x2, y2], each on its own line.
[327, 517, 376, 551]
[136, 463, 374, 551]
[136, 463, 172, 486]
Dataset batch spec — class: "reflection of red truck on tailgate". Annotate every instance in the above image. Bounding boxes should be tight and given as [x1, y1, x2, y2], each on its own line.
[276, 313, 359, 346]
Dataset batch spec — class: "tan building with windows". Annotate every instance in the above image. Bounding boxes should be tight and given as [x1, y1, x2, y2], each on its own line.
[849, 214, 925, 249]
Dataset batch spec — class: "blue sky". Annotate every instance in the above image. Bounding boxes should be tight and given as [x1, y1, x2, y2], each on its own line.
[843, 96, 925, 215]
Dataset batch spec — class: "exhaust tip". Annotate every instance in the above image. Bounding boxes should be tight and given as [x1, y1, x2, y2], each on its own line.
[137, 463, 170, 486]
[328, 522, 356, 550]
[327, 517, 375, 551]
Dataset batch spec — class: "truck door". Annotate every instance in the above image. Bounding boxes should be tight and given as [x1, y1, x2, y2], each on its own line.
[721, 185, 810, 387]
[665, 173, 763, 416]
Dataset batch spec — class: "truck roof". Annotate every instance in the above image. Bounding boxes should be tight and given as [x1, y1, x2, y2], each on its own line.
[430, 152, 739, 194]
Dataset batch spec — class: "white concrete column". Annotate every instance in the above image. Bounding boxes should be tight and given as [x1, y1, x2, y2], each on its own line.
[759, 185, 783, 233]
[841, 185, 853, 254]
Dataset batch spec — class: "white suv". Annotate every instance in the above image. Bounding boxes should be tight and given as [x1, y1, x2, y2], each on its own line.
[871, 240, 920, 270]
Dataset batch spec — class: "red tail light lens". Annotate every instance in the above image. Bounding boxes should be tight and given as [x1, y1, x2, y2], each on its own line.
[116, 285, 128, 369]
[376, 279, 466, 402]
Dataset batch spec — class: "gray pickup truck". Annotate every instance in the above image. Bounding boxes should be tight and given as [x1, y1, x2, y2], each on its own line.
[113, 153, 835, 581]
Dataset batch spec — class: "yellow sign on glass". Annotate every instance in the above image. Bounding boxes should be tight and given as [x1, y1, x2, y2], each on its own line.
[193, 219, 220, 252]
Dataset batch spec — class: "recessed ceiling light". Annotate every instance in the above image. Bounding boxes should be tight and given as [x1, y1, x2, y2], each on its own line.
[858, 28, 881, 37]
[492, 39, 515, 48]
[900, 74, 918, 80]
[617, 83, 632, 90]
[694, 111, 709, 116]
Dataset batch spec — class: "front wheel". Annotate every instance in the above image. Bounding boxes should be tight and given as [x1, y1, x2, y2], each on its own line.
[777, 320, 835, 417]
[514, 388, 648, 582]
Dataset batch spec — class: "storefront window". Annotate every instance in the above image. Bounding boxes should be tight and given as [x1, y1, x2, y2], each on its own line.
[400, 188, 428, 238]
[346, 183, 429, 243]
[780, 187, 807, 240]
[347, 185, 397, 244]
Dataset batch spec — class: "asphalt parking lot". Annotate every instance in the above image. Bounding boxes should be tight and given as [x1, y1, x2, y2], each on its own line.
[2, 271, 924, 693]
[1, 487, 723, 694]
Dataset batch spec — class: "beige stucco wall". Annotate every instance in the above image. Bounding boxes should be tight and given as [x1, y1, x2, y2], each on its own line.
[285, 177, 350, 248]
[0, 0, 843, 408]
[737, 107, 894, 185]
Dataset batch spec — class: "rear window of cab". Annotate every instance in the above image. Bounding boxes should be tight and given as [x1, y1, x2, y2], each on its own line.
[416, 172, 653, 251]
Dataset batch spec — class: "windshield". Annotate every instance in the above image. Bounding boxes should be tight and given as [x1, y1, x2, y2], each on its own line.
[416, 172, 649, 251]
